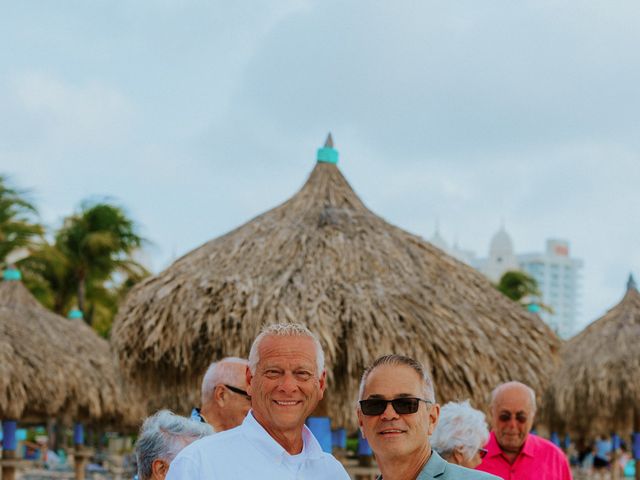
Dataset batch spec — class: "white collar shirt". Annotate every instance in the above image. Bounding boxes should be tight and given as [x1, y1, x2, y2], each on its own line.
[166, 411, 350, 480]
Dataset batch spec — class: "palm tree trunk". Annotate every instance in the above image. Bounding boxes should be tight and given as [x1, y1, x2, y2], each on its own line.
[77, 273, 87, 323]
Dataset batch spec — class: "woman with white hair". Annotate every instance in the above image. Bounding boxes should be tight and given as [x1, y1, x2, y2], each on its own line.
[431, 400, 490, 468]
[135, 410, 213, 480]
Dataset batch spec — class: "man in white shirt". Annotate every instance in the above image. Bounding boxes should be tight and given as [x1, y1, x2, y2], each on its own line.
[166, 323, 350, 479]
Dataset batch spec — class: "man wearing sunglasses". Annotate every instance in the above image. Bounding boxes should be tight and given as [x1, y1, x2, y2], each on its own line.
[167, 323, 350, 479]
[191, 357, 251, 432]
[357, 354, 499, 480]
[475, 381, 572, 479]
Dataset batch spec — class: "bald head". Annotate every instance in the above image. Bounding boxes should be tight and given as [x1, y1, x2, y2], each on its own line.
[489, 382, 536, 455]
[490, 382, 536, 414]
[200, 357, 251, 432]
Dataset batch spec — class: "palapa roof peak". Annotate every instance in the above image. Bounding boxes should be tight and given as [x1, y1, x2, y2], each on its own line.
[113, 141, 560, 427]
[3, 267, 22, 281]
[0, 275, 143, 425]
[316, 132, 338, 164]
[68, 308, 84, 320]
[546, 275, 640, 436]
[627, 273, 637, 291]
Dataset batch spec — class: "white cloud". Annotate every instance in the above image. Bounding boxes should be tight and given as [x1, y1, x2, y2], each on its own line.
[9, 72, 135, 148]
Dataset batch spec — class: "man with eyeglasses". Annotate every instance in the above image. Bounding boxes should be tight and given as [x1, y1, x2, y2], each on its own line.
[475, 381, 572, 479]
[357, 354, 499, 480]
[167, 323, 350, 479]
[191, 357, 252, 432]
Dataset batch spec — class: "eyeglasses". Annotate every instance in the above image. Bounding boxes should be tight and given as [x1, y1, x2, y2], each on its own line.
[497, 412, 528, 424]
[477, 448, 488, 459]
[359, 397, 431, 416]
[224, 384, 251, 400]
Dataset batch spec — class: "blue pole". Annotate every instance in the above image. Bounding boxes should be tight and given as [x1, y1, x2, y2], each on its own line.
[357, 431, 372, 456]
[305, 417, 331, 453]
[332, 428, 347, 449]
[612, 433, 621, 451]
[1, 420, 18, 480]
[1, 420, 18, 451]
[73, 423, 84, 446]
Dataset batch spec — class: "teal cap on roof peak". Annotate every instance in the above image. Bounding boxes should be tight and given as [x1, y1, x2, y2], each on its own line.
[3, 268, 21, 281]
[316, 133, 339, 164]
[68, 308, 84, 320]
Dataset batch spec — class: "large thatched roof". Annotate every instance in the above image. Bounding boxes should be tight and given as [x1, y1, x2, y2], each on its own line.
[112, 139, 560, 427]
[0, 274, 144, 427]
[546, 275, 640, 436]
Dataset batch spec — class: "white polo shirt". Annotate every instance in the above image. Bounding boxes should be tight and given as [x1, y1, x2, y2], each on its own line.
[166, 411, 350, 480]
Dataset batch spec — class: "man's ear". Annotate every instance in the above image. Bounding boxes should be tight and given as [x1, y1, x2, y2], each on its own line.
[427, 403, 440, 436]
[356, 408, 366, 439]
[151, 459, 169, 479]
[318, 370, 327, 399]
[213, 384, 226, 406]
[452, 448, 465, 466]
[245, 365, 254, 397]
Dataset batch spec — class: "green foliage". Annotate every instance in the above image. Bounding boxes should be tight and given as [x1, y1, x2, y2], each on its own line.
[0, 175, 44, 265]
[496, 270, 540, 302]
[18, 199, 149, 336]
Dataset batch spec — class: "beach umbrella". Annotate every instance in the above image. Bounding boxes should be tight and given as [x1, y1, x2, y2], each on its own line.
[0, 268, 144, 427]
[548, 275, 640, 439]
[112, 136, 560, 427]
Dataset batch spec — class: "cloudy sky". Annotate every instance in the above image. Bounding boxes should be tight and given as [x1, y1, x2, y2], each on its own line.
[1, 1, 638, 332]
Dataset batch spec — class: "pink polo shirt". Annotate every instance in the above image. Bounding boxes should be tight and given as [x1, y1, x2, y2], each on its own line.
[476, 431, 572, 480]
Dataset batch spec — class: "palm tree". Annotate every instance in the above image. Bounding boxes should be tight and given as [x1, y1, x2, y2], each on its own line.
[496, 270, 540, 302]
[0, 175, 44, 266]
[19, 241, 76, 314]
[55, 200, 148, 325]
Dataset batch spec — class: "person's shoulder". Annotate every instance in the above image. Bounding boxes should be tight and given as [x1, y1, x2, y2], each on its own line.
[177, 426, 245, 458]
[445, 463, 501, 480]
[315, 451, 350, 477]
[529, 434, 566, 456]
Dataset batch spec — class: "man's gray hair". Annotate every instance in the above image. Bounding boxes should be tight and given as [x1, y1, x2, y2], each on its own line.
[357, 354, 435, 403]
[201, 357, 249, 405]
[431, 400, 489, 461]
[135, 410, 213, 480]
[490, 381, 537, 413]
[248, 323, 324, 375]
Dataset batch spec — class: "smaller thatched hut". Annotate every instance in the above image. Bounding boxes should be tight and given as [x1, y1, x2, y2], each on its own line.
[0, 269, 144, 427]
[547, 275, 640, 438]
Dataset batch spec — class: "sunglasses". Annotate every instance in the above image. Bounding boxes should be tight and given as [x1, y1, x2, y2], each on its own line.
[224, 384, 251, 400]
[359, 397, 431, 416]
[477, 448, 488, 459]
[497, 412, 528, 424]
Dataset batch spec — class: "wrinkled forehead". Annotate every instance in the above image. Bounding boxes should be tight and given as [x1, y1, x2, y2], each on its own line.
[493, 386, 534, 413]
[258, 335, 318, 368]
[363, 364, 425, 398]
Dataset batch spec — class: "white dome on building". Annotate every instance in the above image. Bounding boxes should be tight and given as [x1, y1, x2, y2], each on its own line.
[489, 227, 515, 259]
[483, 226, 519, 282]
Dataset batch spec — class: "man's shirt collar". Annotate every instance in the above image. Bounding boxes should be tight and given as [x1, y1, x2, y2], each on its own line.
[242, 410, 324, 464]
[486, 431, 535, 459]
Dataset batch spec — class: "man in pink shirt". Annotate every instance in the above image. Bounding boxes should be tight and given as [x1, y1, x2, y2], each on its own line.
[475, 381, 572, 480]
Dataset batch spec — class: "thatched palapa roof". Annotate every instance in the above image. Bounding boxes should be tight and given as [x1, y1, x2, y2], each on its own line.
[112, 136, 560, 427]
[547, 275, 640, 436]
[0, 271, 144, 427]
